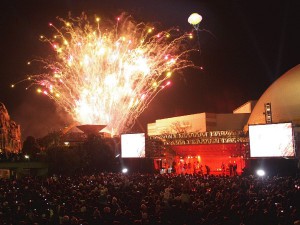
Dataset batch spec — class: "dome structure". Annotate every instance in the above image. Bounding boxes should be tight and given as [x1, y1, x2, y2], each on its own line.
[247, 64, 300, 128]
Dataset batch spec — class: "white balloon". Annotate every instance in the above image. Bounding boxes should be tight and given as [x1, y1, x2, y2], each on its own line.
[188, 13, 202, 26]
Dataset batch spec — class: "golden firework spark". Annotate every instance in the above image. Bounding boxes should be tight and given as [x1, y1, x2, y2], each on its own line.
[22, 13, 196, 135]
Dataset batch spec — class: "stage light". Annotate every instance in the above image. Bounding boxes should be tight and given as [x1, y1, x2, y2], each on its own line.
[256, 169, 265, 177]
[122, 168, 128, 173]
[24, 155, 30, 160]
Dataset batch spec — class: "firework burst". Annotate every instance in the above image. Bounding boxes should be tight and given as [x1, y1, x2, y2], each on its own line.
[18, 13, 196, 135]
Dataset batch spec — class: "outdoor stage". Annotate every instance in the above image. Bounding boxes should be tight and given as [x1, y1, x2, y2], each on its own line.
[148, 130, 249, 175]
[154, 143, 246, 175]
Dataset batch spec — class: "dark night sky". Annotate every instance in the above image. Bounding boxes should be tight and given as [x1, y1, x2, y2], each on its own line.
[0, 0, 299, 139]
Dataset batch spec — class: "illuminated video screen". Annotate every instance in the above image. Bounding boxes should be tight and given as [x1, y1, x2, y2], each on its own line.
[249, 123, 295, 158]
[121, 133, 146, 158]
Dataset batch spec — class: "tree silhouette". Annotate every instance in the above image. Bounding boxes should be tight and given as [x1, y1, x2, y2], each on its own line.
[22, 136, 40, 160]
[37, 131, 62, 150]
[82, 134, 115, 173]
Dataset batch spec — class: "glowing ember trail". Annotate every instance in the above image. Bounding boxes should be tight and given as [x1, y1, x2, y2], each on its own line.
[21, 14, 196, 135]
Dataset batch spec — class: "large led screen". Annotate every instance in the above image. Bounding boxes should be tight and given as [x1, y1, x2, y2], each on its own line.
[249, 123, 295, 158]
[121, 133, 146, 158]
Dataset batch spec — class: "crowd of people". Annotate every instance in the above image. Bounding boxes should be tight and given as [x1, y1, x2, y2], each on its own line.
[0, 172, 299, 225]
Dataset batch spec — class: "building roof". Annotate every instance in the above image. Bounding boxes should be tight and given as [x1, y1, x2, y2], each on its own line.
[247, 64, 300, 128]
